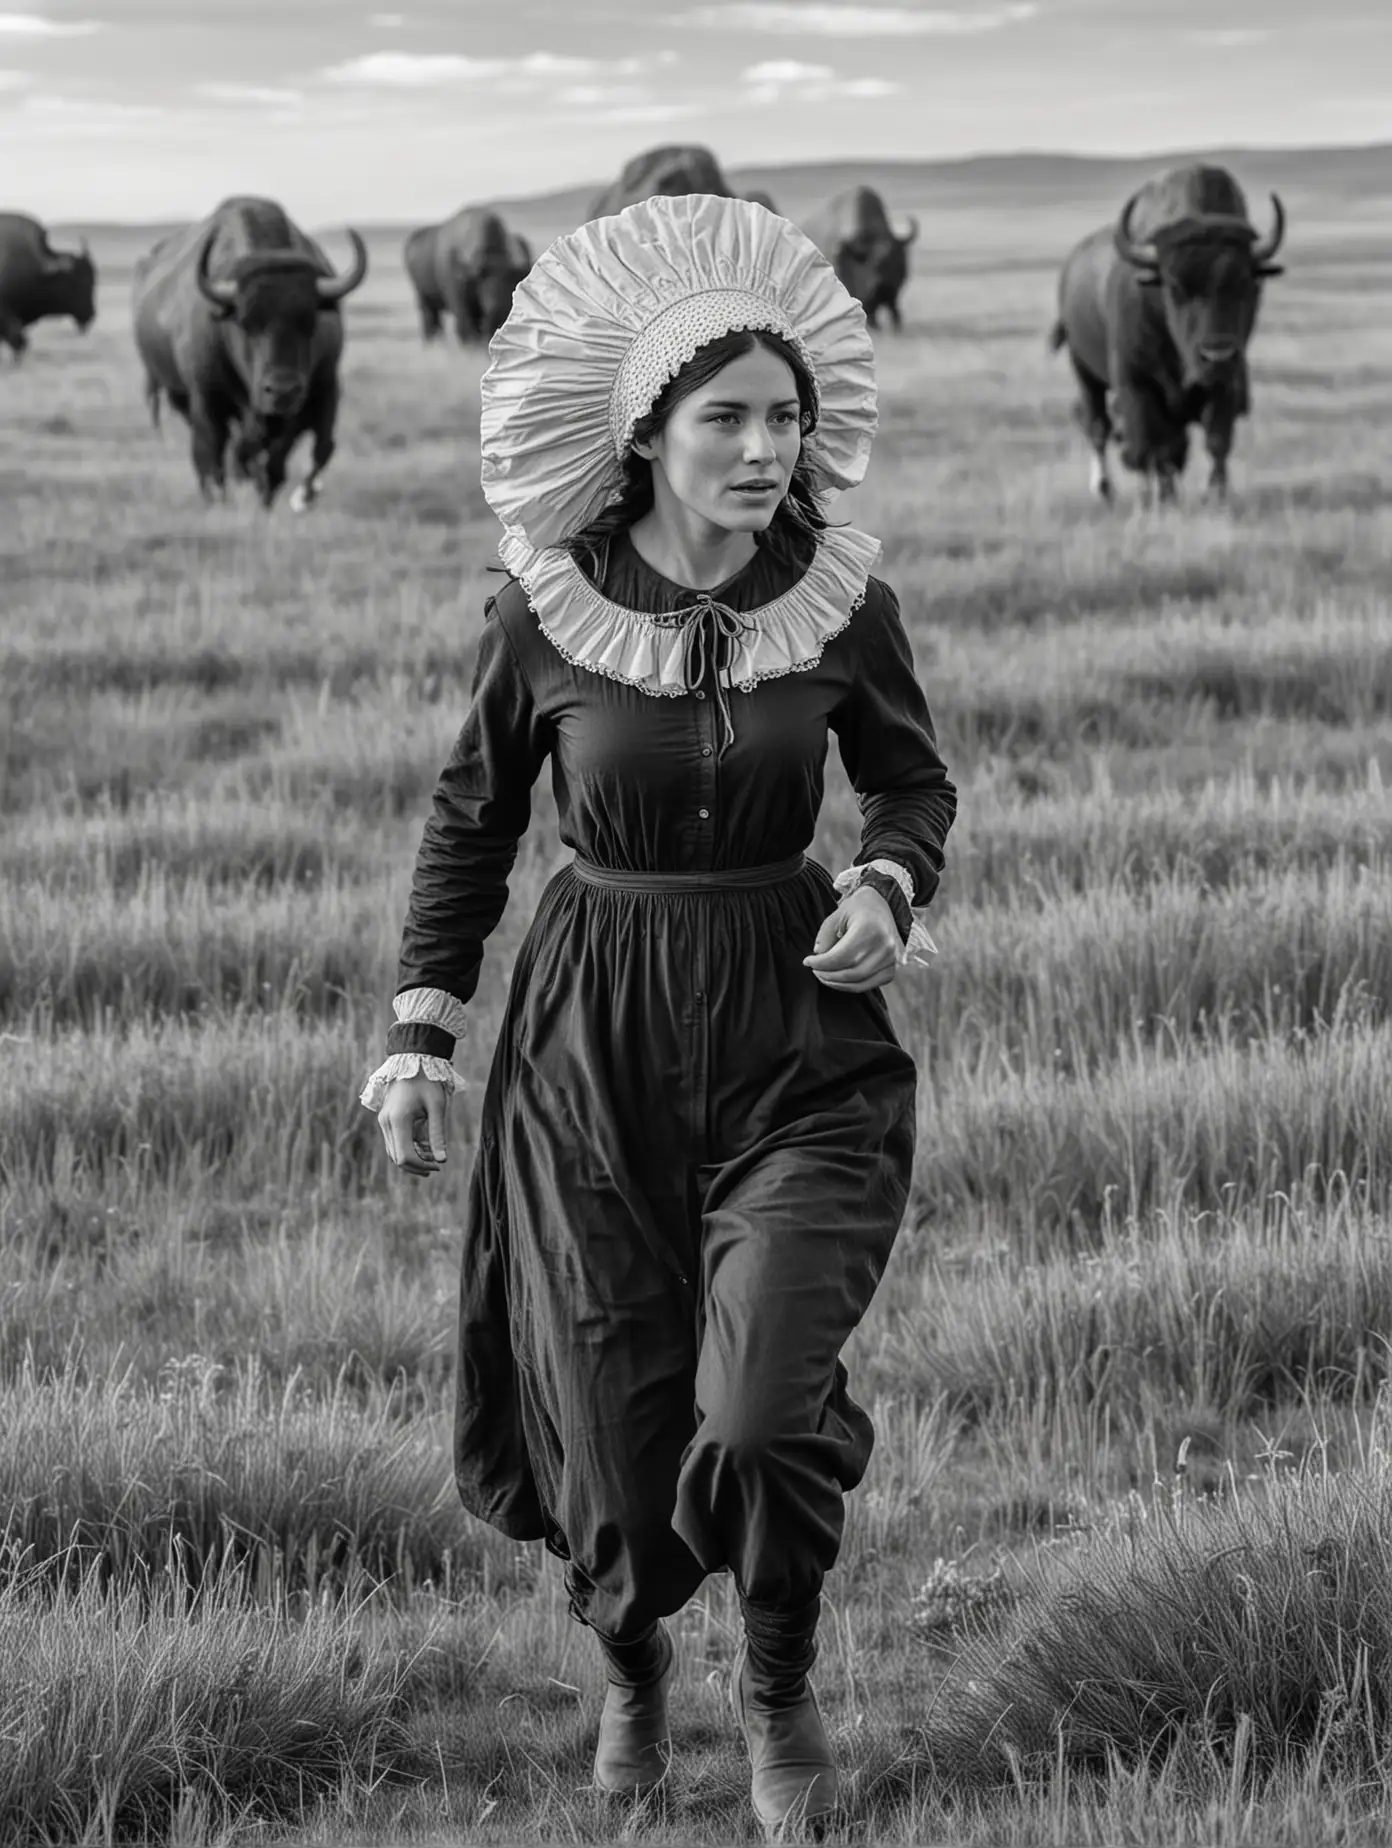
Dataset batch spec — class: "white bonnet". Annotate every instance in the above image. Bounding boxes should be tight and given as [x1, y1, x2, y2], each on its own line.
[479, 193, 878, 551]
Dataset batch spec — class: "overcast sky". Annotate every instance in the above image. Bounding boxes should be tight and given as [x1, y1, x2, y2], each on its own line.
[1, 0, 1387, 222]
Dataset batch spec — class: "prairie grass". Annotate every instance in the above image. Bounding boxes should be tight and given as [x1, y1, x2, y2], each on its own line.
[3, 176, 1391, 1842]
[0, 1353, 489, 1590]
[0, 1565, 416, 1847]
[920, 1015, 1392, 1242]
[880, 1195, 1392, 1421]
[934, 1442, 1392, 1791]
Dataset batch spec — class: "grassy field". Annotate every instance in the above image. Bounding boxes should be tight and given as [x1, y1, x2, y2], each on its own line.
[4, 163, 1392, 1844]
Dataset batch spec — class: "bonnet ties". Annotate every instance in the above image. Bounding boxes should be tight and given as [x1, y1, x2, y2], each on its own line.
[672, 592, 755, 757]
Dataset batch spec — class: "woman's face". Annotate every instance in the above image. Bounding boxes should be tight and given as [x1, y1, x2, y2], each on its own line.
[635, 344, 804, 534]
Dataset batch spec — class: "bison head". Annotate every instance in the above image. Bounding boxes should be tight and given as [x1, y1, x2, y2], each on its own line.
[42, 236, 96, 330]
[1114, 192, 1284, 389]
[473, 262, 521, 341]
[836, 216, 917, 316]
[195, 229, 367, 418]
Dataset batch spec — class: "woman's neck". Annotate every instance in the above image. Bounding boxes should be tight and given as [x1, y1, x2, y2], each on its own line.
[626, 504, 758, 591]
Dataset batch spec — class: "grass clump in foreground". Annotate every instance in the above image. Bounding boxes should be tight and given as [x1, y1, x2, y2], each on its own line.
[0, 1564, 415, 1847]
[930, 1435, 1392, 1798]
[0, 1355, 508, 1596]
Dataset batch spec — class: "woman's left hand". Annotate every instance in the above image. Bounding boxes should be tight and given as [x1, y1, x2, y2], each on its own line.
[803, 887, 902, 992]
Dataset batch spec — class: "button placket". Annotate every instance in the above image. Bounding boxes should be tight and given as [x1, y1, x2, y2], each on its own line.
[692, 679, 716, 846]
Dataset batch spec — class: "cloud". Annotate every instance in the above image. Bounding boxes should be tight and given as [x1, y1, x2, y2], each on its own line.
[194, 82, 303, 107]
[741, 59, 834, 82]
[368, 9, 406, 22]
[0, 10, 100, 34]
[1180, 27, 1267, 47]
[582, 100, 704, 125]
[0, 65, 28, 87]
[557, 82, 648, 106]
[680, 2, 1036, 34]
[738, 58, 897, 102]
[17, 92, 172, 134]
[323, 51, 485, 85]
[321, 50, 648, 89]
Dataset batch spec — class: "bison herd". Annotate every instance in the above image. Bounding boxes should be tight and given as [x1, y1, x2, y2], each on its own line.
[1, 140, 1286, 512]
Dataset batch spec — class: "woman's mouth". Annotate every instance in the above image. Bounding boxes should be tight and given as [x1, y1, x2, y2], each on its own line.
[730, 481, 778, 497]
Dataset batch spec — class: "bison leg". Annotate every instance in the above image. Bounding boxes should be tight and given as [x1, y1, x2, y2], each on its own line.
[0, 311, 28, 362]
[143, 373, 162, 430]
[230, 422, 259, 482]
[252, 439, 295, 510]
[885, 294, 903, 333]
[1068, 354, 1114, 502]
[1113, 378, 1188, 506]
[189, 402, 231, 502]
[418, 300, 442, 343]
[289, 385, 338, 513]
[1200, 392, 1240, 504]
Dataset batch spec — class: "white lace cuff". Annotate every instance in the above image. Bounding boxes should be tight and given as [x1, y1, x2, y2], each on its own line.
[832, 858, 938, 968]
[358, 1054, 462, 1114]
[393, 986, 470, 1039]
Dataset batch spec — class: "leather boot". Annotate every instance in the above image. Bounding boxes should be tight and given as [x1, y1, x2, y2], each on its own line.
[731, 1595, 837, 1836]
[592, 1621, 674, 1796]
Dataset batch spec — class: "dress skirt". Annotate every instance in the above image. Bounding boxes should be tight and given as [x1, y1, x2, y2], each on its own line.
[454, 850, 917, 1642]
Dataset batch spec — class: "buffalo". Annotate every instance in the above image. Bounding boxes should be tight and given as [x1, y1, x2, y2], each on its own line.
[403, 207, 532, 344]
[0, 212, 96, 359]
[1050, 164, 1286, 504]
[589, 144, 734, 219]
[803, 187, 918, 331]
[132, 195, 367, 509]
[742, 188, 780, 215]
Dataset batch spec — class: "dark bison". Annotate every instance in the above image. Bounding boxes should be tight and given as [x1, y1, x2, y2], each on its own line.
[742, 188, 780, 215]
[0, 212, 96, 358]
[403, 207, 532, 344]
[803, 187, 918, 330]
[132, 195, 367, 509]
[588, 144, 733, 219]
[1050, 164, 1286, 503]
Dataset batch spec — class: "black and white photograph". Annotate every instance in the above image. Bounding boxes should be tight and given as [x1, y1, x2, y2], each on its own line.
[4, 1, 1392, 1842]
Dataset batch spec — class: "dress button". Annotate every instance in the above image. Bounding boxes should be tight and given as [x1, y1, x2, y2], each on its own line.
[700, 745, 712, 758]
[694, 690, 707, 701]
[698, 807, 710, 819]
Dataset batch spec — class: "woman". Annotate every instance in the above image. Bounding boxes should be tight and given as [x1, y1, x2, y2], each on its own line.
[362, 193, 956, 1834]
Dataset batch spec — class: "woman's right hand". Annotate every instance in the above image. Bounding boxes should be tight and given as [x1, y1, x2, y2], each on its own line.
[377, 1076, 450, 1178]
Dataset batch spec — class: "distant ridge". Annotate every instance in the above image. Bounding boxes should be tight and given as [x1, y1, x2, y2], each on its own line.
[54, 141, 1392, 240]
[484, 140, 1392, 227]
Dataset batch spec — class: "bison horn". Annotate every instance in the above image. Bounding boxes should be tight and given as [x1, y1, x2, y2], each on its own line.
[194, 231, 238, 311]
[1251, 192, 1285, 265]
[895, 214, 919, 247]
[316, 229, 369, 305]
[1113, 192, 1159, 272]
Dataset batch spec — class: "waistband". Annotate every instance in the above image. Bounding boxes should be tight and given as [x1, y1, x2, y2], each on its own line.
[570, 853, 806, 893]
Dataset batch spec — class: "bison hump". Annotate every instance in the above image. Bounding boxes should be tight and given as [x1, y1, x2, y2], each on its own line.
[1125, 164, 1251, 238]
[439, 205, 511, 264]
[590, 142, 732, 217]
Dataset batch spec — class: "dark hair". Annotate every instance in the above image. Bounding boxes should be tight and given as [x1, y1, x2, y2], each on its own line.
[567, 328, 828, 574]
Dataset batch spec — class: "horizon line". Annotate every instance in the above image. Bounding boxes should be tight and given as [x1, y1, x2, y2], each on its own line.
[41, 134, 1392, 229]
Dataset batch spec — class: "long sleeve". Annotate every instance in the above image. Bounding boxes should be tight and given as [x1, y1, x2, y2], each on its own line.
[830, 577, 957, 909]
[394, 595, 551, 1022]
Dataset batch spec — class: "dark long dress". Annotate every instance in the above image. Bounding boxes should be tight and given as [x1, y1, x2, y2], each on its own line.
[393, 526, 957, 1642]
